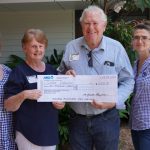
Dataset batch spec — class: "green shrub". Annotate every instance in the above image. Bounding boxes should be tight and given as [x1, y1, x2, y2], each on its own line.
[45, 48, 63, 68]
[105, 19, 136, 65]
[5, 54, 24, 68]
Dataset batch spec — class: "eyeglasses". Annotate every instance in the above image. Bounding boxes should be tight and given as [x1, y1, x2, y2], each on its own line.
[133, 36, 150, 41]
[87, 51, 93, 67]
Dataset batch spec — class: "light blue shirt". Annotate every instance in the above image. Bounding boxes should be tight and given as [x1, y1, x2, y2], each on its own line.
[58, 36, 134, 115]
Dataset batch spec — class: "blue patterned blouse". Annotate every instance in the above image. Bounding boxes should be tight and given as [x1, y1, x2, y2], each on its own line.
[0, 65, 16, 150]
[130, 57, 150, 130]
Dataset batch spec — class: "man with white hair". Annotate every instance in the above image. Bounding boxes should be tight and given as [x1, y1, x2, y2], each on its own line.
[58, 5, 134, 150]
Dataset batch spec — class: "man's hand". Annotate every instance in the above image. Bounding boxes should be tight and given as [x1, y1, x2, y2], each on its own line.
[91, 100, 116, 109]
[66, 69, 76, 76]
[52, 102, 65, 109]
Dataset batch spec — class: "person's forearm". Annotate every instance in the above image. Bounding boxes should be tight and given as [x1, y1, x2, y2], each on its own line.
[117, 78, 134, 109]
[4, 91, 26, 112]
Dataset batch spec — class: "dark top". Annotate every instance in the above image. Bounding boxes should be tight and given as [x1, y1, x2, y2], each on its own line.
[4, 62, 59, 146]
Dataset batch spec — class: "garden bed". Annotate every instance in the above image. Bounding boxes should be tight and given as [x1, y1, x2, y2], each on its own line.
[119, 121, 134, 150]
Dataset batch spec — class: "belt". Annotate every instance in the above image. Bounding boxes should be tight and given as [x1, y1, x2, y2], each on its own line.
[71, 107, 115, 119]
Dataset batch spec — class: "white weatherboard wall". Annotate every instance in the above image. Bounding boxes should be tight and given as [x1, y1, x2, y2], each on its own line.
[0, 10, 75, 63]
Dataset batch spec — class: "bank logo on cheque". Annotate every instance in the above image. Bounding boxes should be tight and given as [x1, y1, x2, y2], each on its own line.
[44, 75, 54, 80]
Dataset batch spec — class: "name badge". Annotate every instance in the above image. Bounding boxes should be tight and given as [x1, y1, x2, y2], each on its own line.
[69, 53, 79, 61]
[27, 75, 37, 83]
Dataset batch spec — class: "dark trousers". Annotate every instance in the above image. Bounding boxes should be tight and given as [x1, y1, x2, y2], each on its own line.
[69, 108, 120, 150]
[131, 129, 150, 150]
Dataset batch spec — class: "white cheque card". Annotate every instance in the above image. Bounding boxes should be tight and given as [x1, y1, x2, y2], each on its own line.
[37, 75, 117, 102]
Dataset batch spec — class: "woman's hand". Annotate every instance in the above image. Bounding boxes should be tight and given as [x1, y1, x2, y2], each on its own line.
[24, 89, 42, 100]
[4, 89, 42, 112]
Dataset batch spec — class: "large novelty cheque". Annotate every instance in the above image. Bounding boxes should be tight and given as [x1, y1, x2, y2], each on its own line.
[37, 75, 117, 102]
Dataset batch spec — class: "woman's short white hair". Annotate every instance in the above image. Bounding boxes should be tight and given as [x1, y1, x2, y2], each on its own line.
[80, 5, 107, 23]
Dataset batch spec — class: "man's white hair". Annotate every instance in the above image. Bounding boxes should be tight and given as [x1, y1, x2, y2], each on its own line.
[80, 5, 107, 23]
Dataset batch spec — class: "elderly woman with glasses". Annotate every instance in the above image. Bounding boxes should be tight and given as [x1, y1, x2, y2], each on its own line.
[130, 22, 150, 150]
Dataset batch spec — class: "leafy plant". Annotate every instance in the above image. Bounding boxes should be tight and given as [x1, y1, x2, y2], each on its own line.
[45, 48, 63, 68]
[91, 0, 150, 13]
[58, 105, 71, 148]
[5, 54, 24, 68]
[105, 19, 136, 65]
[134, 0, 150, 11]
[119, 95, 133, 120]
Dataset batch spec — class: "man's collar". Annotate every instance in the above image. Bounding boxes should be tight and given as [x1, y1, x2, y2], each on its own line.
[81, 36, 105, 52]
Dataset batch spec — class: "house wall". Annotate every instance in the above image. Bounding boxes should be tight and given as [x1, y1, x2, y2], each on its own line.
[0, 10, 75, 64]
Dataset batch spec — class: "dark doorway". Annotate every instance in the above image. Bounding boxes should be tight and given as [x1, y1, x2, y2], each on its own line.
[75, 10, 83, 38]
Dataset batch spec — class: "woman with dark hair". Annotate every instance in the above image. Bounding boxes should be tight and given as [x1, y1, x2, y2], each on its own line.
[130, 22, 150, 150]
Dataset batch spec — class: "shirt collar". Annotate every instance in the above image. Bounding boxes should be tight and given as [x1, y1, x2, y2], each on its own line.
[81, 36, 105, 52]
[134, 56, 150, 76]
